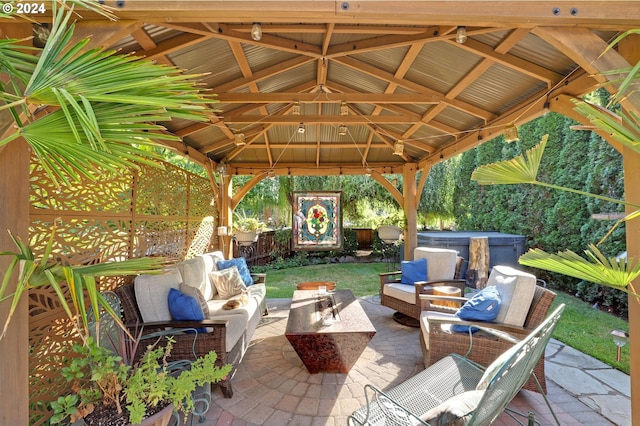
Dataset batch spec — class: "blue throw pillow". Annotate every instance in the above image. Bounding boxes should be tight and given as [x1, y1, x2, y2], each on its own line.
[217, 257, 254, 286]
[400, 258, 427, 284]
[452, 286, 501, 333]
[168, 288, 206, 333]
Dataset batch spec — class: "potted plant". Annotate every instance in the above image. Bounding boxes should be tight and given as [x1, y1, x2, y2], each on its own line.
[50, 336, 231, 426]
[233, 210, 263, 246]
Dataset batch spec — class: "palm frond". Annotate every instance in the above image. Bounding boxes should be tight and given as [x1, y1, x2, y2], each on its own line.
[0, 3, 214, 186]
[0, 228, 165, 340]
[471, 134, 548, 185]
[519, 245, 640, 298]
[572, 99, 640, 153]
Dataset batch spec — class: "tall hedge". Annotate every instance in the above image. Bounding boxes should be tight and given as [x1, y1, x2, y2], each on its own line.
[448, 108, 626, 314]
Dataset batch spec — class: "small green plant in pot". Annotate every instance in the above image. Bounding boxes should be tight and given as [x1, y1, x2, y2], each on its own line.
[50, 336, 232, 425]
[233, 210, 264, 246]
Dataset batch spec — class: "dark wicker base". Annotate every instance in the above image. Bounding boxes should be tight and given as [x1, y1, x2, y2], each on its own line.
[392, 311, 420, 327]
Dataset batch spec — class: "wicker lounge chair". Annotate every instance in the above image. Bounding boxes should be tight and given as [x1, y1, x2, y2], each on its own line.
[379, 247, 466, 323]
[420, 266, 556, 393]
[348, 304, 565, 426]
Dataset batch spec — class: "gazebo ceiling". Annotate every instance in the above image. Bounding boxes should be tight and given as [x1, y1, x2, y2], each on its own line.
[69, 1, 640, 176]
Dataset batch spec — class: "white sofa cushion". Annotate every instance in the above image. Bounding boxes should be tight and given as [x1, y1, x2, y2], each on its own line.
[414, 247, 458, 281]
[178, 257, 214, 301]
[198, 251, 226, 297]
[489, 265, 536, 327]
[420, 310, 454, 351]
[383, 283, 417, 304]
[134, 268, 182, 322]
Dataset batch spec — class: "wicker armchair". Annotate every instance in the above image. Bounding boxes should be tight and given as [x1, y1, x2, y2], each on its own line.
[349, 305, 565, 425]
[380, 246, 466, 322]
[420, 278, 556, 393]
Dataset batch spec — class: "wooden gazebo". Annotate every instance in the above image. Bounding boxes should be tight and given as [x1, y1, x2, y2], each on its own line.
[2, 1, 640, 423]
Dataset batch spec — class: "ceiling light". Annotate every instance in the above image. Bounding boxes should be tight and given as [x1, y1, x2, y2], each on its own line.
[291, 101, 301, 115]
[267, 169, 275, 177]
[251, 23, 262, 41]
[504, 123, 519, 142]
[338, 125, 347, 136]
[365, 167, 372, 176]
[340, 102, 349, 116]
[234, 133, 246, 146]
[456, 26, 467, 44]
[297, 123, 306, 134]
[216, 161, 227, 175]
[393, 140, 404, 156]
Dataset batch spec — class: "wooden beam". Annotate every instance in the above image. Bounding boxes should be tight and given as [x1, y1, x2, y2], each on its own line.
[326, 29, 440, 58]
[223, 115, 420, 124]
[88, 2, 640, 29]
[403, 163, 418, 260]
[532, 26, 640, 109]
[214, 93, 440, 104]
[444, 38, 563, 84]
[334, 56, 495, 121]
[213, 56, 315, 93]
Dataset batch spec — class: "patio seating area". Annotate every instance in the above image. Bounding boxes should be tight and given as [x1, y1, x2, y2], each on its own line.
[196, 297, 630, 425]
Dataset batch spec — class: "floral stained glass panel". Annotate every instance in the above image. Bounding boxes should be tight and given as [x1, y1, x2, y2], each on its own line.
[292, 191, 343, 251]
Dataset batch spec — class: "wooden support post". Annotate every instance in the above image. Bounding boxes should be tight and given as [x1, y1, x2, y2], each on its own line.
[467, 237, 490, 289]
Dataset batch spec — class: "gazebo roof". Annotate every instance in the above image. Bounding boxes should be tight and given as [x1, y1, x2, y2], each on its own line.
[70, 1, 639, 176]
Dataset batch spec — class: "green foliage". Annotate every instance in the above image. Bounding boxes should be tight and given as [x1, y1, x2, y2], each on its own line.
[453, 110, 627, 304]
[0, 227, 164, 341]
[332, 228, 358, 256]
[0, 2, 213, 188]
[51, 336, 231, 424]
[233, 209, 264, 231]
[271, 229, 293, 260]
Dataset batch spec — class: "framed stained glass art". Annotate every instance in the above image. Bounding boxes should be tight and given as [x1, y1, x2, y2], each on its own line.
[292, 191, 343, 251]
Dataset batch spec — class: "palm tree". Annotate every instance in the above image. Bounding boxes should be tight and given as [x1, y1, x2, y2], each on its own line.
[0, 0, 216, 338]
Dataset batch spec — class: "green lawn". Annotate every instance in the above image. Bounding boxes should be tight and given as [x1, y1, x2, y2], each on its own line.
[262, 262, 630, 374]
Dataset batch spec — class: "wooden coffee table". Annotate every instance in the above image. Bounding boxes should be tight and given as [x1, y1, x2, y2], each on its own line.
[285, 289, 376, 373]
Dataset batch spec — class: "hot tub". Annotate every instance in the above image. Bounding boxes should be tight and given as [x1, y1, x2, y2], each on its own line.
[417, 231, 526, 271]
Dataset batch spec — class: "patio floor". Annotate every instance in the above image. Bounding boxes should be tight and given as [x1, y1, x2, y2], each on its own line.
[198, 296, 630, 426]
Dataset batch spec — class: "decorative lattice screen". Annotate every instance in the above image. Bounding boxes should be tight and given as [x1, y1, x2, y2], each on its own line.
[28, 158, 216, 424]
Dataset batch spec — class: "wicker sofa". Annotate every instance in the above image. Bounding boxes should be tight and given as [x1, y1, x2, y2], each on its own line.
[115, 251, 267, 398]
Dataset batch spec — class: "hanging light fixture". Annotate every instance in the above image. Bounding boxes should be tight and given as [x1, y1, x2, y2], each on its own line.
[234, 133, 246, 146]
[251, 23, 262, 41]
[216, 161, 228, 176]
[297, 123, 306, 134]
[291, 101, 301, 115]
[456, 26, 467, 44]
[365, 167, 372, 176]
[504, 123, 519, 142]
[393, 140, 404, 156]
[338, 125, 347, 136]
[340, 102, 349, 116]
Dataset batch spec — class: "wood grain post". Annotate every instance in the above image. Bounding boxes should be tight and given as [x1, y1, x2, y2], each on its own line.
[467, 237, 490, 289]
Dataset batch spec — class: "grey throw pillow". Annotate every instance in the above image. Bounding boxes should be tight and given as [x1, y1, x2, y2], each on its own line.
[179, 283, 210, 317]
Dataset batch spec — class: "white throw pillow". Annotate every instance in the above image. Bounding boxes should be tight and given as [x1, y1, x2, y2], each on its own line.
[134, 268, 182, 322]
[210, 266, 247, 299]
[489, 265, 536, 327]
[178, 257, 214, 301]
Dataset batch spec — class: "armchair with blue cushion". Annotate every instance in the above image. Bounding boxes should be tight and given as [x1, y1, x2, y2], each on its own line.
[380, 246, 466, 324]
[419, 265, 556, 392]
